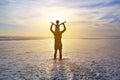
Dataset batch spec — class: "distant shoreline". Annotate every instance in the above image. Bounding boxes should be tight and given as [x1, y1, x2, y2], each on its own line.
[0, 36, 52, 41]
[0, 36, 120, 41]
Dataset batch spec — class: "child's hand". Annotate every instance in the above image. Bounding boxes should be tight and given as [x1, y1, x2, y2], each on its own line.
[50, 22, 55, 25]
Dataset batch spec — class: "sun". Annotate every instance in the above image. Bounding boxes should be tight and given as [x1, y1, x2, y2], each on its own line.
[50, 14, 65, 23]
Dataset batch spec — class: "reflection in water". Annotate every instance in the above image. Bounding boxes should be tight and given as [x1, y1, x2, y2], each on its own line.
[0, 58, 109, 80]
[49, 59, 96, 80]
[50, 59, 67, 80]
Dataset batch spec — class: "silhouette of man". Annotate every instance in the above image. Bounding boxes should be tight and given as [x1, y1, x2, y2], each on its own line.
[50, 20, 66, 60]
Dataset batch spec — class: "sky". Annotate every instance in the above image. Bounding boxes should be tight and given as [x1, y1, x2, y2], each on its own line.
[0, 0, 120, 38]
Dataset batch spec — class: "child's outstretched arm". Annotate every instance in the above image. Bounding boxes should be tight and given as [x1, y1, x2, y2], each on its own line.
[59, 21, 66, 26]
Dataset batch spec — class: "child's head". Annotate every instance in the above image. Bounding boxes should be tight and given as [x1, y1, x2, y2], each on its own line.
[55, 20, 60, 32]
[56, 20, 59, 24]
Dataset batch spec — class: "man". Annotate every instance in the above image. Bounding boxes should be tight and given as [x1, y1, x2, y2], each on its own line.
[50, 20, 66, 60]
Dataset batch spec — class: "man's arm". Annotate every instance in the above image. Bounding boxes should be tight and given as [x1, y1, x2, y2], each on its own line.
[61, 23, 66, 33]
[50, 24, 54, 33]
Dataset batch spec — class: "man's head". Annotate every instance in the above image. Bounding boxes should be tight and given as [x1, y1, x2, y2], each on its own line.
[56, 20, 59, 24]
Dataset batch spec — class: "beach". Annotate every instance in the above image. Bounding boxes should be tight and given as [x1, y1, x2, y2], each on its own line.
[0, 38, 120, 80]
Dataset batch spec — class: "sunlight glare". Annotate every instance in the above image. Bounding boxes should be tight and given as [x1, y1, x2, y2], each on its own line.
[50, 14, 65, 23]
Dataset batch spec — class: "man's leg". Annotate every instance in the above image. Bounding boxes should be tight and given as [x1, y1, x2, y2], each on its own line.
[59, 49, 62, 60]
[54, 49, 57, 59]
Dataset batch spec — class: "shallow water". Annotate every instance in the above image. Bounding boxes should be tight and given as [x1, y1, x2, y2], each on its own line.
[0, 38, 120, 80]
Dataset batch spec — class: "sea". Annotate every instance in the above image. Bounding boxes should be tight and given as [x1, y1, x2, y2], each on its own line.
[0, 36, 120, 80]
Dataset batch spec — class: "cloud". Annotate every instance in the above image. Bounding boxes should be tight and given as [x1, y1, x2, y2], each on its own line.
[100, 13, 120, 23]
[106, 0, 120, 6]
[0, 0, 120, 23]
[0, 0, 120, 36]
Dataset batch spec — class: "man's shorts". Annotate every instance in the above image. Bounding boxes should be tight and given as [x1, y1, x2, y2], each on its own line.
[54, 44, 62, 50]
